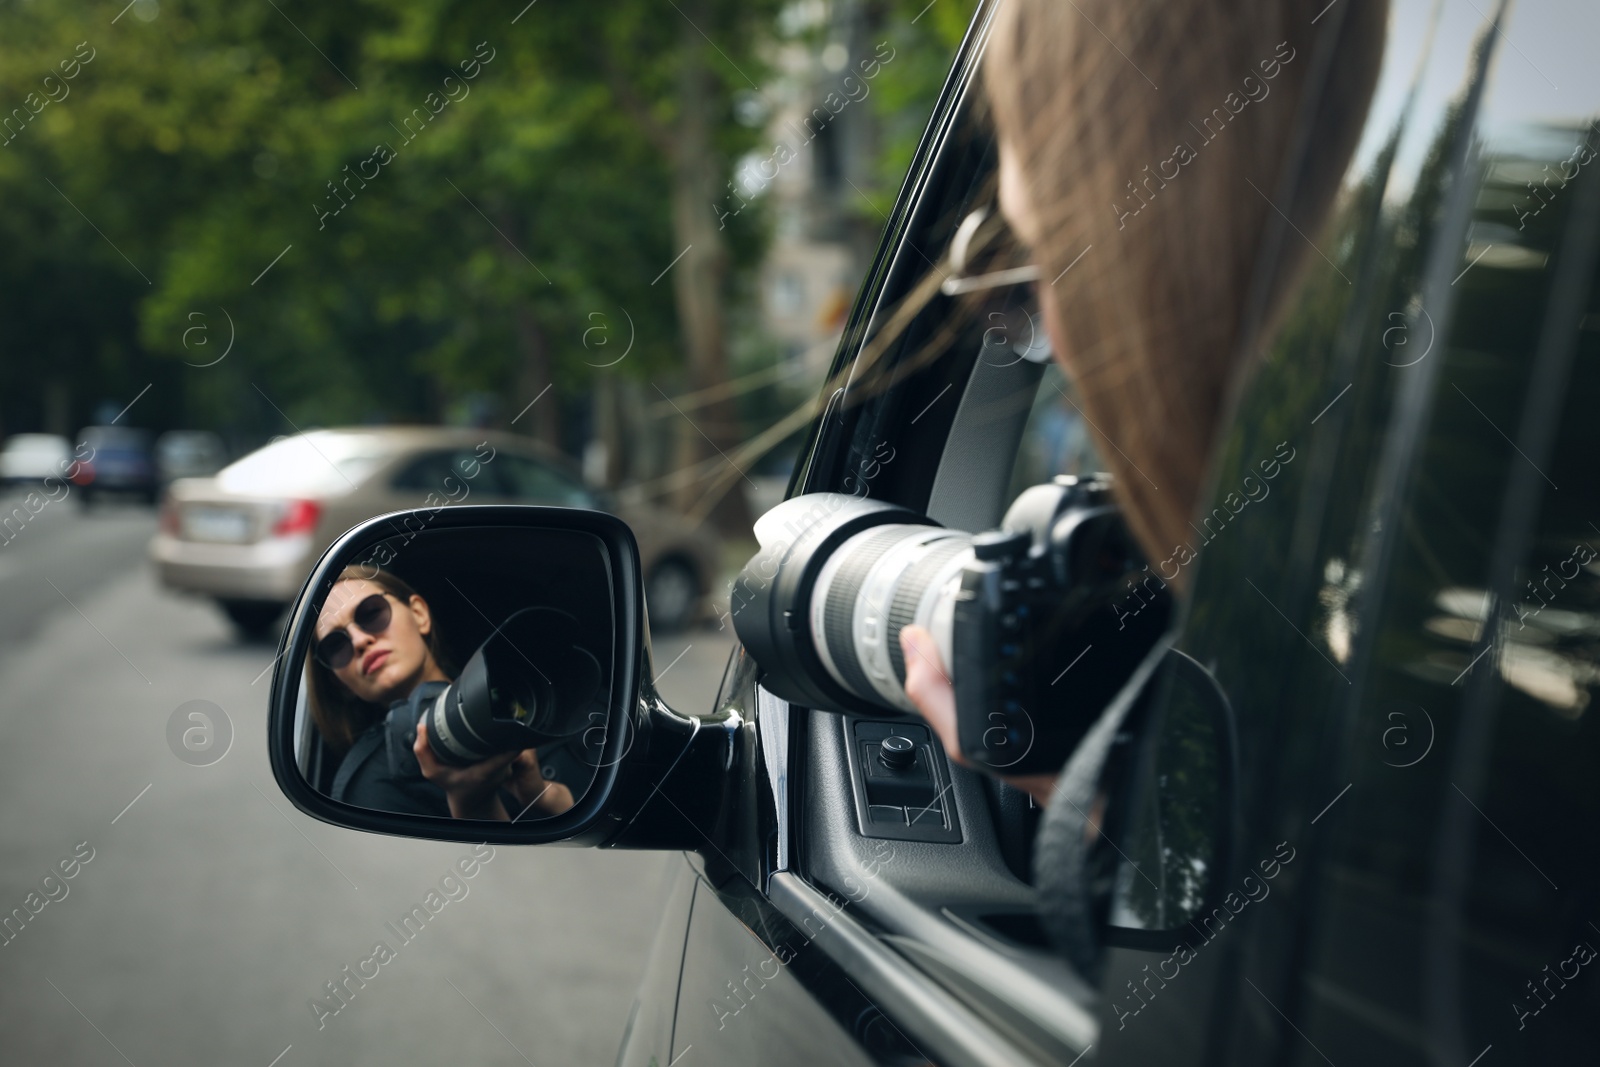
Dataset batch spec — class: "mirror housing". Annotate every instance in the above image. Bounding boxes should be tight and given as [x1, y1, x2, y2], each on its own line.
[266, 504, 710, 846]
[1033, 648, 1240, 975]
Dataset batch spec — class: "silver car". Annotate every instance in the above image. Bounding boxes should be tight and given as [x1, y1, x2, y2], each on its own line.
[151, 427, 721, 637]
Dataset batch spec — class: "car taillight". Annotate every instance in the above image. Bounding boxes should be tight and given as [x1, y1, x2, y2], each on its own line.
[273, 499, 322, 536]
[159, 497, 180, 536]
[69, 460, 94, 485]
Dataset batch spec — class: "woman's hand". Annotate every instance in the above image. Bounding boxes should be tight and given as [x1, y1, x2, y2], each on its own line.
[898, 625, 1060, 807]
[412, 724, 576, 820]
[503, 748, 575, 818]
[413, 722, 513, 821]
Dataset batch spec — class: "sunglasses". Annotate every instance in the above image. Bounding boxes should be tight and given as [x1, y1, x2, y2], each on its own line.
[315, 592, 394, 670]
[939, 205, 1042, 296]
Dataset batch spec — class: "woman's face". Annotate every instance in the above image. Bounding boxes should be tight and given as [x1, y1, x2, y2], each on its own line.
[315, 579, 440, 705]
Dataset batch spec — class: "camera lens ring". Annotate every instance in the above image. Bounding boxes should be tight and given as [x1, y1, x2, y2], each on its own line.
[819, 525, 913, 703]
[885, 536, 973, 684]
[427, 689, 483, 766]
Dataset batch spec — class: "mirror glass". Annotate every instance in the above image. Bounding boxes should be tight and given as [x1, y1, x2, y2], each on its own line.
[289, 524, 617, 823]
[1107, 653, 1228, 932]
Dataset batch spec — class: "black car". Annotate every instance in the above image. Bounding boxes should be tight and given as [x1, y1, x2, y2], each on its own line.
[267, 2, 1600, 1064]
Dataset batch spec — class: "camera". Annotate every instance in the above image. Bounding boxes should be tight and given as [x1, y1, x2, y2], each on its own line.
[730, 475, 1172, 774]
[424, 607, 605, 766]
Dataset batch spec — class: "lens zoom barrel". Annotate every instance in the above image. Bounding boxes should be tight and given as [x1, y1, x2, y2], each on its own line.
[809, 524, 971, 710]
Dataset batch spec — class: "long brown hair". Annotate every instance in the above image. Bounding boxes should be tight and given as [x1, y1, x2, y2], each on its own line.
[983, 0, 1387, 575]
[306, 565, 456, 754]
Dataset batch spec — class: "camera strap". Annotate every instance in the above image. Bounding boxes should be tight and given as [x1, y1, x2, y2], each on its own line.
[1032, 632, 1175, 977]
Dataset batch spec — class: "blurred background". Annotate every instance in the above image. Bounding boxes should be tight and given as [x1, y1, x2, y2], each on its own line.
[0, 1, 978, 1064]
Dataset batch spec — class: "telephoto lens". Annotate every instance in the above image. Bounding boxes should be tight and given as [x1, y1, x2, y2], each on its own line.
[730, 477, 1172, 774]
[730, 491, 968, 716]
[424, 607, 604, 767]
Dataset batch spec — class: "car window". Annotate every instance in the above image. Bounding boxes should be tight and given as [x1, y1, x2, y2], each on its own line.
[215, 433, 386, 497]
[492, 453, 595, 507]
[1004, 360, 1103, 505]
[389, 449, 491, 497]
[83, 427, 150, 451]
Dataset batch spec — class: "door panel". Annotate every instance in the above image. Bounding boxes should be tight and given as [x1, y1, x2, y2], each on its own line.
[671, 874, 884, 1067]
[615, 854, 698, 1067]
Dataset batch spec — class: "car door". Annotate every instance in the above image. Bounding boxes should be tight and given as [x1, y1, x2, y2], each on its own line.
[1092, 2, 1600, 1065]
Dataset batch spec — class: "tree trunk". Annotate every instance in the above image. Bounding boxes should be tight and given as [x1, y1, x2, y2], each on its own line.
[667, 6, 753, 537]
[512, 305, 559, 451]
[589, 373, 625, 486]
[497, 208, 560, 452]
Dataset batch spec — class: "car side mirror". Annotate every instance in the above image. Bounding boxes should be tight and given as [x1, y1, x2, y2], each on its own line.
[267, 505, 699, 845]
[1101, 650, 1238, 945]
[1033, 649, 1239, 975]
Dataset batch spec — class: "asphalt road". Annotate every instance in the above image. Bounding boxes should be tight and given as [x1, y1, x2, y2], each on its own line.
[0, 492, 737, 1067]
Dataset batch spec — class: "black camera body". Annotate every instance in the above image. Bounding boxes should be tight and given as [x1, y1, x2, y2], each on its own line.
[730, 475, 1172, 777]
[950, 477, 1172, 773]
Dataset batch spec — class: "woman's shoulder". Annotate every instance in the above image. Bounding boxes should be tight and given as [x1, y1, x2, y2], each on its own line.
[330, 724, 386, 800]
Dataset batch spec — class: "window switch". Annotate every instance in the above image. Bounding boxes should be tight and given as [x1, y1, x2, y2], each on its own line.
[908, 804, 946, 828]
[868, 804, 907, 825]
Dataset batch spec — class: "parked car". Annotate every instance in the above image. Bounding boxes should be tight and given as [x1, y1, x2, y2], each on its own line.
[154, 429, 227, 487]
[265, 4, 1600, 1066]
[0, 433, 72, 487]
[150, 427, 720, 637]
[75, 426, 157, 505]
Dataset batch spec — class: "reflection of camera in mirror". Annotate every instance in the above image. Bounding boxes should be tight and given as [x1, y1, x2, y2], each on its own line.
[423, 607, 604, 766]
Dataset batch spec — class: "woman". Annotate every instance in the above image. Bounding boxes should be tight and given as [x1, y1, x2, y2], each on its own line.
[900, 0, 1387, 801]
[308, 565, 577, 820]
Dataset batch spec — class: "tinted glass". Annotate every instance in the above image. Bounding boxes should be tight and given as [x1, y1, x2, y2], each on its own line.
[1099, 2, 1600, 1064]
[493, 453, 594, 507]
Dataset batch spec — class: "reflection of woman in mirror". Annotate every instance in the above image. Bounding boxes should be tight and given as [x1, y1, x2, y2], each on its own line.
[307, 565, 576, 820]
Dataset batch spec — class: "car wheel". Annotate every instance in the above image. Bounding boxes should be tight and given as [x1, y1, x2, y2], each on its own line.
[645, 558, 699, 632]
[218, 599, 285, 641]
